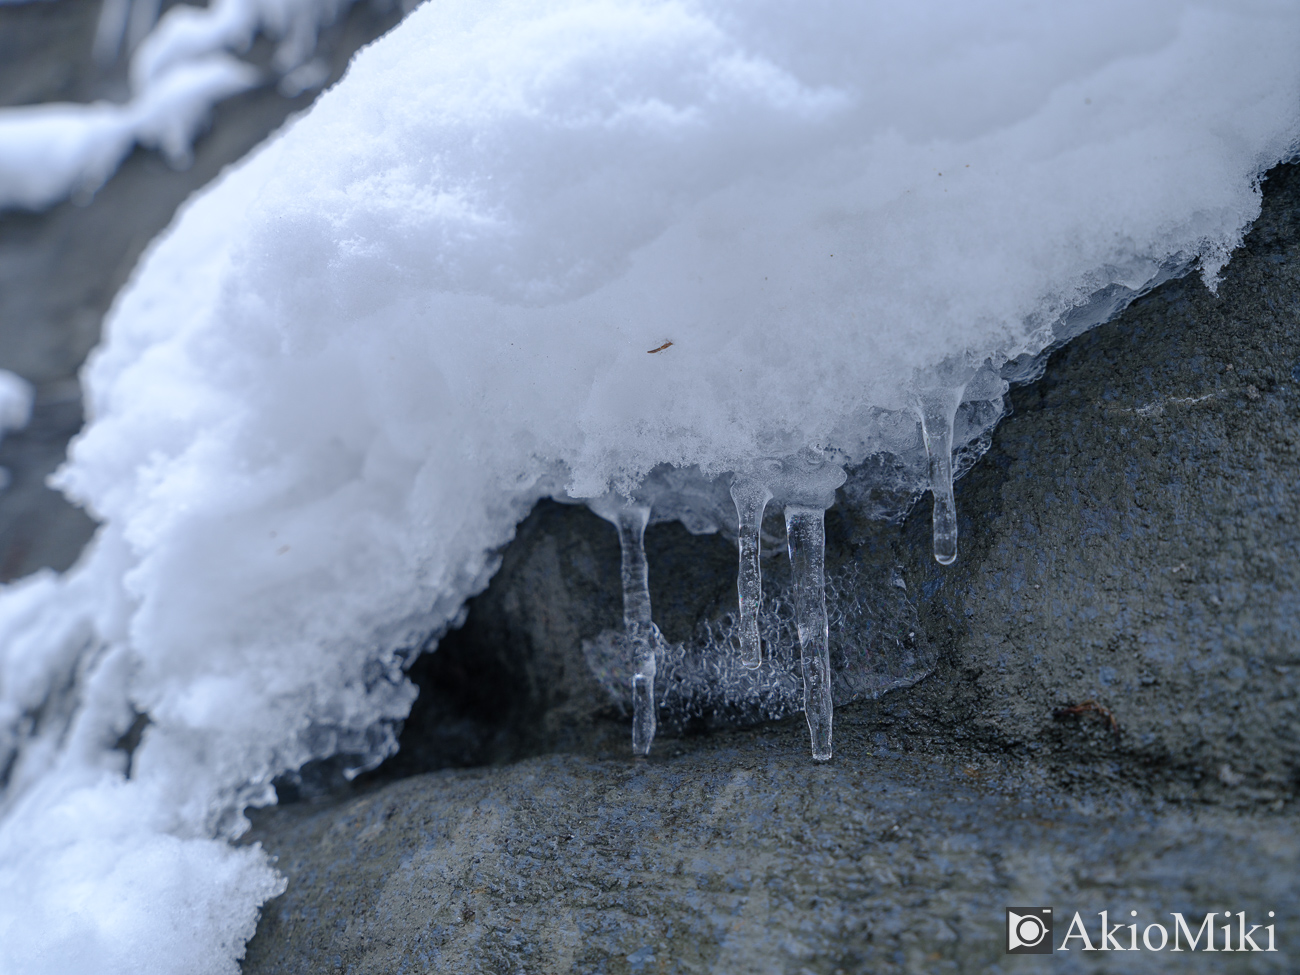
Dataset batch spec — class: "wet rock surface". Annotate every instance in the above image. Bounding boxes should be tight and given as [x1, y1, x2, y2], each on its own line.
[246, 734, 1297, 975]
[244, 165, 1300, 973]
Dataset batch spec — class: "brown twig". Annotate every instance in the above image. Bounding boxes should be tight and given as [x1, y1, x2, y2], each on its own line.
[646, 341, 673, 353]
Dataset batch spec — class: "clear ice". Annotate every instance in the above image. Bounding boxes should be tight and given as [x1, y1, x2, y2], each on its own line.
[731, 454, 844, 760]
[729, 478, 772, 669]
[610, 502, 659, 756]
[584, 370, 1013, 759]
[784, 504, 833, 761]
[916, 386, 965, 566]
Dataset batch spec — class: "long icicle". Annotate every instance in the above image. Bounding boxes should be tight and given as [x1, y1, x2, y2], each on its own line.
[730, 478, 772, 669]
[785, 504, 832, 761]
[613, 504, 658, 756]
[916, 388, 962, 565]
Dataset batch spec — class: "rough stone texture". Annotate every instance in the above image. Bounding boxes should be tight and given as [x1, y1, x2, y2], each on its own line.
[0, 0, 406, 580]
[244, 164, 1300, 973]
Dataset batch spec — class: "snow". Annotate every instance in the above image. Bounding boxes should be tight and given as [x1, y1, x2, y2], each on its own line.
[0, 0, 1298, 971]
[0, 0, 364, 212]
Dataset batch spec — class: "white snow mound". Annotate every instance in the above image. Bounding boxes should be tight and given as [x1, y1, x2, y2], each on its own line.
[1, 1, 1298, 972]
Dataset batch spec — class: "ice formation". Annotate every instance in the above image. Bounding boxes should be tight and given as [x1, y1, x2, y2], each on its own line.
[0, 0, 371, 212]
[587, 496, 665, 755]
[0, 0, 1298, 970]
[729, 478, 771, 669]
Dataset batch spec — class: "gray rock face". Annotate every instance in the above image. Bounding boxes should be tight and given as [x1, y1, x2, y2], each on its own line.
[244, 165, 1300, 972]
[246, 738, 1297, 975]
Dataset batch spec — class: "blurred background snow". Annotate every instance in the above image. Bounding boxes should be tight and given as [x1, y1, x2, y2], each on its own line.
[0, 0, 409, 583]
[0, 12, 420, 972]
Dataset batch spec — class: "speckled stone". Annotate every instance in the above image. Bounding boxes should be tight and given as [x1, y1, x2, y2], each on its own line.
[244, 725, 1297, 974]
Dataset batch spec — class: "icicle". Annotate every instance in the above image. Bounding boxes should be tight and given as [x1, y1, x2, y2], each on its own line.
[915, 387, 963, 566]
[785, 504, 833, 762]
[611, 503, 659, 756]
[729, 477, 772, 669]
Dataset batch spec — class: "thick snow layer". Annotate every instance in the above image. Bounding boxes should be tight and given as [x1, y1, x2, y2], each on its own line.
[1, 0, 1298, 971]
[0, 0, 360, 212]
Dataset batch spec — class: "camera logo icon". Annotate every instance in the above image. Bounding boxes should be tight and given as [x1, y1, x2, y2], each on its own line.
[1006, 907, 1053, 954]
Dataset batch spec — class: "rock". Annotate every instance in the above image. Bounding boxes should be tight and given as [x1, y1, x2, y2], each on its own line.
[244, 164, 1299, 970]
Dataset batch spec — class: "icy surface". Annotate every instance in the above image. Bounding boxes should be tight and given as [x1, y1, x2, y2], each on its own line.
[784, 505, 833, 761]
[0, 0, 1298, 971]
[0, 0, 363, 212]
[729, 478, 771, 669]
[583, 551, 936, 729]
[588, 497, 665, 755]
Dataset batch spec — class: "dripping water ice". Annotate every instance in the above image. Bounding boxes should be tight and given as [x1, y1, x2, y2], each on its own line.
[729, 477, 772, 670]
[578, 354, 1072, 759]
[738, 454, 845, 761]
[915, 384, 966, 566]
[589, 452, 854, 760]
[589, 497, 663, 756]
[582, 318, 1181, 759]
[588, 451, 920, 760]
[784, 504, 833, 761]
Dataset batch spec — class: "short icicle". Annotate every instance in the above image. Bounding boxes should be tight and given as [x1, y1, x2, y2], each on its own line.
[729, 478, 772, 669]
[612, 503, 659, 756]
[916, 388, 963, 566]
[785, 504, 833, 761]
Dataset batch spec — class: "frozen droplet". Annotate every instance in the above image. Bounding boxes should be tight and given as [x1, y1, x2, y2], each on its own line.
[785, 504, 832, 761]
[630, 670, 655, 755]
[730, 477, 772, 669]
[611, 503, 659, 756]
[915, 387, 963, 565]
